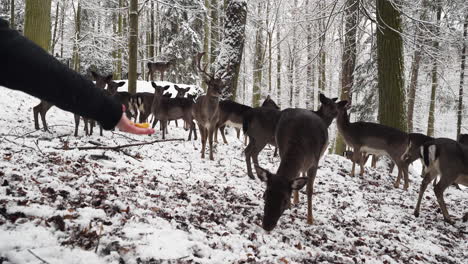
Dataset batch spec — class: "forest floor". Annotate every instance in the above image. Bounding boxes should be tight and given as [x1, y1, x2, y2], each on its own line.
[0, 86, 466, 264]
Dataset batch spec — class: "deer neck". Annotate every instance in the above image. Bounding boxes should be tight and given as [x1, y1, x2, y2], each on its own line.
[275, 150, 303, 181]
[337, 110, 350, 130]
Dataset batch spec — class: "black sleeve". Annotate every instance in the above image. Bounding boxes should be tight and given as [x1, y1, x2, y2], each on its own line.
[0, 18, 122, 130]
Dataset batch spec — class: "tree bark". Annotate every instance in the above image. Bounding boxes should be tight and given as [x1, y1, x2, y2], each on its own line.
[276, 14, 282, 108]
[51, 1, 60, 55]
[128, 0, 139, 94]
[10, 0, 15, 30]
[305, 0, 313, 110]
[252, 2, 264, 107]
[24, 0, 52, 52]
[376, 0, 407, 131]
[427, 4, 442, 137]
[210, 0, 219, 64]
[202, 0, 210, 91]
[457, 14, 467, 137]
[335, 0, 358, 156]
[72, 1, 81, 72]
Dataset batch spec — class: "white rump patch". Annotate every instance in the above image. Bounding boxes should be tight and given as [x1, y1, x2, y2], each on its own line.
[428, 145, 437, 163]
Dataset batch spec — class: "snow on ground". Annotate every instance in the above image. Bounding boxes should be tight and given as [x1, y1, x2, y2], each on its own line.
[115, 80, 203, 97]
[0, 86, 467, 264]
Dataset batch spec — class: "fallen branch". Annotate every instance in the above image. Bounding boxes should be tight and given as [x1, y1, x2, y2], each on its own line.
[56, 138, 185, 151]
[27, 249, 50, 264]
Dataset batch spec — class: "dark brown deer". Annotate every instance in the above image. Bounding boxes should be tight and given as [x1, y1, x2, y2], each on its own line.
[344, 150, 370, 165]
[254, 94, 340, 231]
[130, 92, 154, 123]
[214, 100, 252, 144]
[193, 52, 225, 160]
[150, 82, 197, 140]
[174, 85, 191, 98]
[414, 138, 468, 224]
[261, 95, 280, 110]
[147, 59, 175, 81]
[336, 101, 411, 190]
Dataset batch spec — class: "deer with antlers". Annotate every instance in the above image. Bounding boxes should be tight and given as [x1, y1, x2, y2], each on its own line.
[193, 52, 227, 160]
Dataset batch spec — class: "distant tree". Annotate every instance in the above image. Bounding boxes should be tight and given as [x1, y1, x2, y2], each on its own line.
[252, 2, 264, 107]
[457, 13, 467, 137]
[128, 0, 138, 94]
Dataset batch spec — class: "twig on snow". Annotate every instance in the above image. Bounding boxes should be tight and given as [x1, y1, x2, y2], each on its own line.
[27, 249, 51, 264]
[55, 138, 184, 151]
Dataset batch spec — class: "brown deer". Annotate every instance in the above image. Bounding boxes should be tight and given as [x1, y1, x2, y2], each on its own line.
[174, 85, 191, 98]
[214, 100, 252, 144]
[414, 138, 468, 224]
[336, 101, 411, 190]
[147, 59, 175, 81]
[254, 94, 340, 230]
[344, 150, 370, 165]
[130, 92, 154, 123]
[193, 52, 226, 160]
[150, 82, 197, 140]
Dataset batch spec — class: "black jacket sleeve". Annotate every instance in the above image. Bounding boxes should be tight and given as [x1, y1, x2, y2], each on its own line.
[0, 18, 122, 130]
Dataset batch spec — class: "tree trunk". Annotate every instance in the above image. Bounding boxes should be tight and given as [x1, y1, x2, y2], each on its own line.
[376, 0, 407, 131]
[293, 0, 300, 107]
[60, 0, 66, 58]
[202, 0, 210, 91]
[252, 2, 264, 107]
[210, 0, 218, 64]
[51, 1, 60, 55]
[335, 0, 358, 156]
[457, 14, 467, 137]
[276, 14, 282, 108]
[24, 0, 52, 52]
[149, 0, 155, 60]
[318, 0, 326, 95]
[128, 0, 138, 94]
[427, 4, 442, 137]
[214, 0, 247, 97]
[267, 0, 272, 96]
[407, 48, 421, 133]
[72, 1, 81, 72]
[10, 0, 15, 30]
[305, 0, 312, 110]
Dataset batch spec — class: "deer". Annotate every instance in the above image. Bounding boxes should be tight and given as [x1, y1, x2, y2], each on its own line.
[150, 82, 197, 141]
[193, 52, 226, 160]
[253, 94, 340, 231]
[214, 100, 252, 144]
[130, 92, 154, 123]
[344, 150, 370, 165]
[414, 138, 468, 224]
[336, 101, 411, 190]
[174, 85, 191, 98]
[147, 59, 175, 81]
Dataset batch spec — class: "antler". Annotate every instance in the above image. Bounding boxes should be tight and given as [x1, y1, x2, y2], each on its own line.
[196, 52, 214, 80]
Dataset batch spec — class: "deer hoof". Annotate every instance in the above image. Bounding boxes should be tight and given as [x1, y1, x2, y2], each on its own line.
[414, 211, 420, 218]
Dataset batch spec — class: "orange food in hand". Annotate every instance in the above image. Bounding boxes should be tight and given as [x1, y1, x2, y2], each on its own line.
[134, 122, 150, 128]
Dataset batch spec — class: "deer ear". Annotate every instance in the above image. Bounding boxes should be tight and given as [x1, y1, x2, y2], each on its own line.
[105, 74, 113, 83]
[174, 85, 180, 90]
[118, 81, 126, 87]
[91, 71, 98, 79]
[319, 93, 328, 104]
[332, 97, 338, 102]
[151, 82, 157, 89]
[266, 95, 271, 100]
[164, 85, 170, 90]
[290, 177, 308, 190]
[254, 165, 272, 182]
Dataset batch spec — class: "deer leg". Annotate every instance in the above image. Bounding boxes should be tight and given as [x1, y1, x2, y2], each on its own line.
[394, 165, 402, 189]
[33, 103, 41, 130]
[434, 175, 454, 224]
[208, 127, 215, 160]
[89, 120, 94, 135]
[214, 125, 219, 143]
[199, 125, 207, 159]
[162, 119, 167, 140]
[274, 147, 278, 157]
[371, 155, 378, 168]
[175, 120, 178, 127]
[306, 166, 318, 225]
[402, 165, 410, 190]
[84, 119, 89, 136]
[221, 126, 228, 144]
[414, 170, 437, 218]
[244, 134, 248, 146]
[100, 124, 103, 136]
[293, 191, 299, 205]
[40, 109, 49, 132]
[244, 139, 256, 179]
[74, 115, 80, 137]
[236, 128, 241, 139]
[359, 152, 366, 176]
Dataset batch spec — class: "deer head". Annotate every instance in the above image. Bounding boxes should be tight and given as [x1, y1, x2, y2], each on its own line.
[151, 82, 170, 97]
[261, 95, 280, 110]
[196, 52, 225, 97]
[174, 85, 190, 98]
[107, 80, 126, 95]
[255, 165, 308, 231]
[315, 94, 339, 126]
[91, 71, 113, 89]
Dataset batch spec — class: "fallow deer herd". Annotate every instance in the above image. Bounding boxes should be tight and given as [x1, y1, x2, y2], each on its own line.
[31, 54, 467, 231]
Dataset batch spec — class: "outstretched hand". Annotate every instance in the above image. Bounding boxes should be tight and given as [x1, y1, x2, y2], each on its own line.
[116, 105, 155, 135]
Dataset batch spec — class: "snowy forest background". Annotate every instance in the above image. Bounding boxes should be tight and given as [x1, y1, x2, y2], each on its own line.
[1, 0, 468, 143]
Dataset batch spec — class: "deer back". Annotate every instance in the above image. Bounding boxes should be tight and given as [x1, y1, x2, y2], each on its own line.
[218, 100, 252, 127]
[402, 133, 434, 164]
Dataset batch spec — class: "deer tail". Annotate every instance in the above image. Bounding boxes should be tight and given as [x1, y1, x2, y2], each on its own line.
[420, 142, 438, 168]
